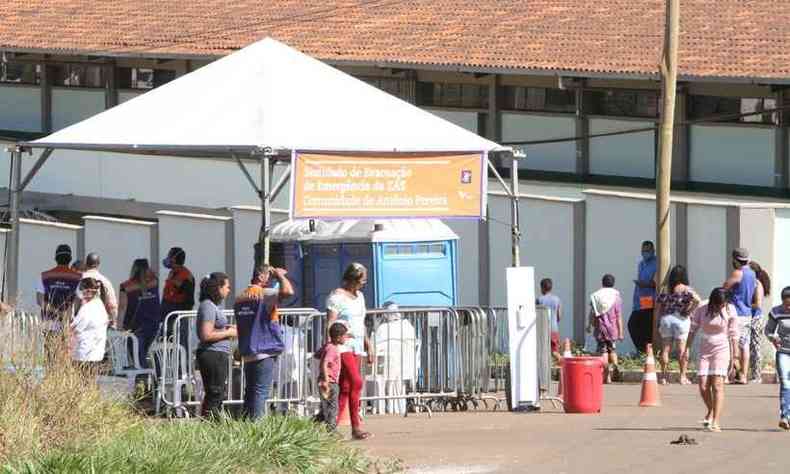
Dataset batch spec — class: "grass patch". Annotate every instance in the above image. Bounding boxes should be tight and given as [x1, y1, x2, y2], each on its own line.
[6, 416, 393, 474]
[1, 311, 392, 473]
[0, 314, 136, 463]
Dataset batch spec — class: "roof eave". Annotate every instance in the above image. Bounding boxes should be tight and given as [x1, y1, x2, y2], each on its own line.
[4, 46, 790, 85]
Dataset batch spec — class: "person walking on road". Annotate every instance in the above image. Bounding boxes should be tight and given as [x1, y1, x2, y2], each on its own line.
[723, 248, 757, 384]
[627, 241, 657, 353]
[537, 278, 563, 364]
[686, 288, 739, 433]
[748, 261, 771, 383]
[326, 262, 373, 440]
[764, 286, 790, 430]
[588, 274, 623, 384]
[656, 265, 700, 385]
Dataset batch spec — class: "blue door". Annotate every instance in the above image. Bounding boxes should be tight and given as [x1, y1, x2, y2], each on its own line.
[308, 243, 373, 310]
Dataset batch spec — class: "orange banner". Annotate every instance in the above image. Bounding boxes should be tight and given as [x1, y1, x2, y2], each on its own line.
[291, 152, 485, 219]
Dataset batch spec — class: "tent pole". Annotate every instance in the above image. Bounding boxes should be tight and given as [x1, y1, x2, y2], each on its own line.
[4, 146, 22, 304]
[257, 150, 274, 266]
[510, 151, 523, 268]
[19, 148, 53, 192]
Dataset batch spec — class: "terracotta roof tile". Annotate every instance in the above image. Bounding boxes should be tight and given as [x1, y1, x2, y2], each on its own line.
[1, 1, 789, 80]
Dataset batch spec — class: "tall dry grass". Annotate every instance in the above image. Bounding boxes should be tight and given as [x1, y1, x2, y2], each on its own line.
[0, 309, 138, 463]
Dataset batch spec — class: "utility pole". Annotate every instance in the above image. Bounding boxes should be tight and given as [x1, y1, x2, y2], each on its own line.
[655, 0, 680, 346]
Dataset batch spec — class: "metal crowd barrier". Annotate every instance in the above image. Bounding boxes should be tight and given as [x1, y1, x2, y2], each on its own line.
[152, 303, 556, 417]
[1, 309, 45, 363]
[361, 307, 460, 417]
[154, 308, 321, 417]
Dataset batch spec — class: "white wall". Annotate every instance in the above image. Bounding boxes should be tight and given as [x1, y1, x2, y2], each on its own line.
[51, 88, 105, 131]
[690, 125, 775, 187]
[0, 85, 41, 131]
[585, 193, 676, 354]
[230, 207, 289, 295]
[589, 118, 655, 178]
[157, 211, 231, 301]
[424, 109, 479, 133]
[442, 218, 481, 306]
[686, 204, 727, 299]
[17, 219, 80, 310]
[488, 194, 577, 340]
[82, 216, 156, 294]
[774, 209, 790, 307]
[501, 113, 576, 173]
[7, 146, 263, 209]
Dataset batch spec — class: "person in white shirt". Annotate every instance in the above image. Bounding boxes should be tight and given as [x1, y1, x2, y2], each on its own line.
[70, 277, 110, 374]
[78, 253, 118, 327]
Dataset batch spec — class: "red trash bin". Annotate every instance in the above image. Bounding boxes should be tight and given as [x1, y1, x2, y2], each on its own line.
[562, 356, 603, 414]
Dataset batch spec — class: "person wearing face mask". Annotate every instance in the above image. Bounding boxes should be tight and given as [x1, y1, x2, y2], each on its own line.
[160, 247, 195, 340]
[627, 241, 657, 353]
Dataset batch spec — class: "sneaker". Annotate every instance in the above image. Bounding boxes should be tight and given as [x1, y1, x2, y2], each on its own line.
[779, 419, 790, 431]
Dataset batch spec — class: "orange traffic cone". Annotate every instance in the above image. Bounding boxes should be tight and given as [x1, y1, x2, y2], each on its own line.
[558, 339, 572, 398]
[639, 343, 661, 407]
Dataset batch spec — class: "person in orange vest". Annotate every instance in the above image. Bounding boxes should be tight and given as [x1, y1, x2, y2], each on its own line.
[36, 244, 82, 361]
[160, 247, 195, 343]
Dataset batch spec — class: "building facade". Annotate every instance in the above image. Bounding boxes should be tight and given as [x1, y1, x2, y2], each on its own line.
[2, 1, 790, 350]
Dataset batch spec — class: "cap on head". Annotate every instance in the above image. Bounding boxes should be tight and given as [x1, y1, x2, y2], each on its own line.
[54, 244, 72, 265]
[732, 248, 749, 264]
[55, 244, 72, 258]
[85, 252, 100, 268]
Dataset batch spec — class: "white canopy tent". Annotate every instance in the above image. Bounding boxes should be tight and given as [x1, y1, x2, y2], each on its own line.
[25, 38, 505, 155]
[5, 38, 521, 302]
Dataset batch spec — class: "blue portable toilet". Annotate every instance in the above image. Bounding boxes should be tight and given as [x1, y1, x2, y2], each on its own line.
[270, 219, 459, 309]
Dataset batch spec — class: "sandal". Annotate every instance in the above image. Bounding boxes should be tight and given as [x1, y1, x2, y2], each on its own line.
[352, 431, 373, 440]
[707, 424, 722, 433]
[699, 418, 711, 428]
[679, 377, 692, 385]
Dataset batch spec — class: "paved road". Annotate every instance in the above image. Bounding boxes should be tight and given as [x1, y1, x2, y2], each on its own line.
[361, 384, 788, 473]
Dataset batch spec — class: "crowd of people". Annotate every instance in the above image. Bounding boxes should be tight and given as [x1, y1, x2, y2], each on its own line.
[32, 243, 375, 438]
[28, 236, 790, 434]
[541, 241, 790, 432]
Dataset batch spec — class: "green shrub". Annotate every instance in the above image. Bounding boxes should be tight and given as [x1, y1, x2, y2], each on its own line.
[6, 416, 386, 474]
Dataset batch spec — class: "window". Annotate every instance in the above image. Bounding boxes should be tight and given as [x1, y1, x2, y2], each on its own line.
[383, 243, 446, 257]
[583, 89, 659, 118]
[117, 67, 176, 89]
[0, 58, 39, 84]
[51, 64, 104, 88]
[502, 86, 576, 113]
[359, 76, 414, 102]
[689, 95, 777, 125]
[417, 82, 489, 109]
